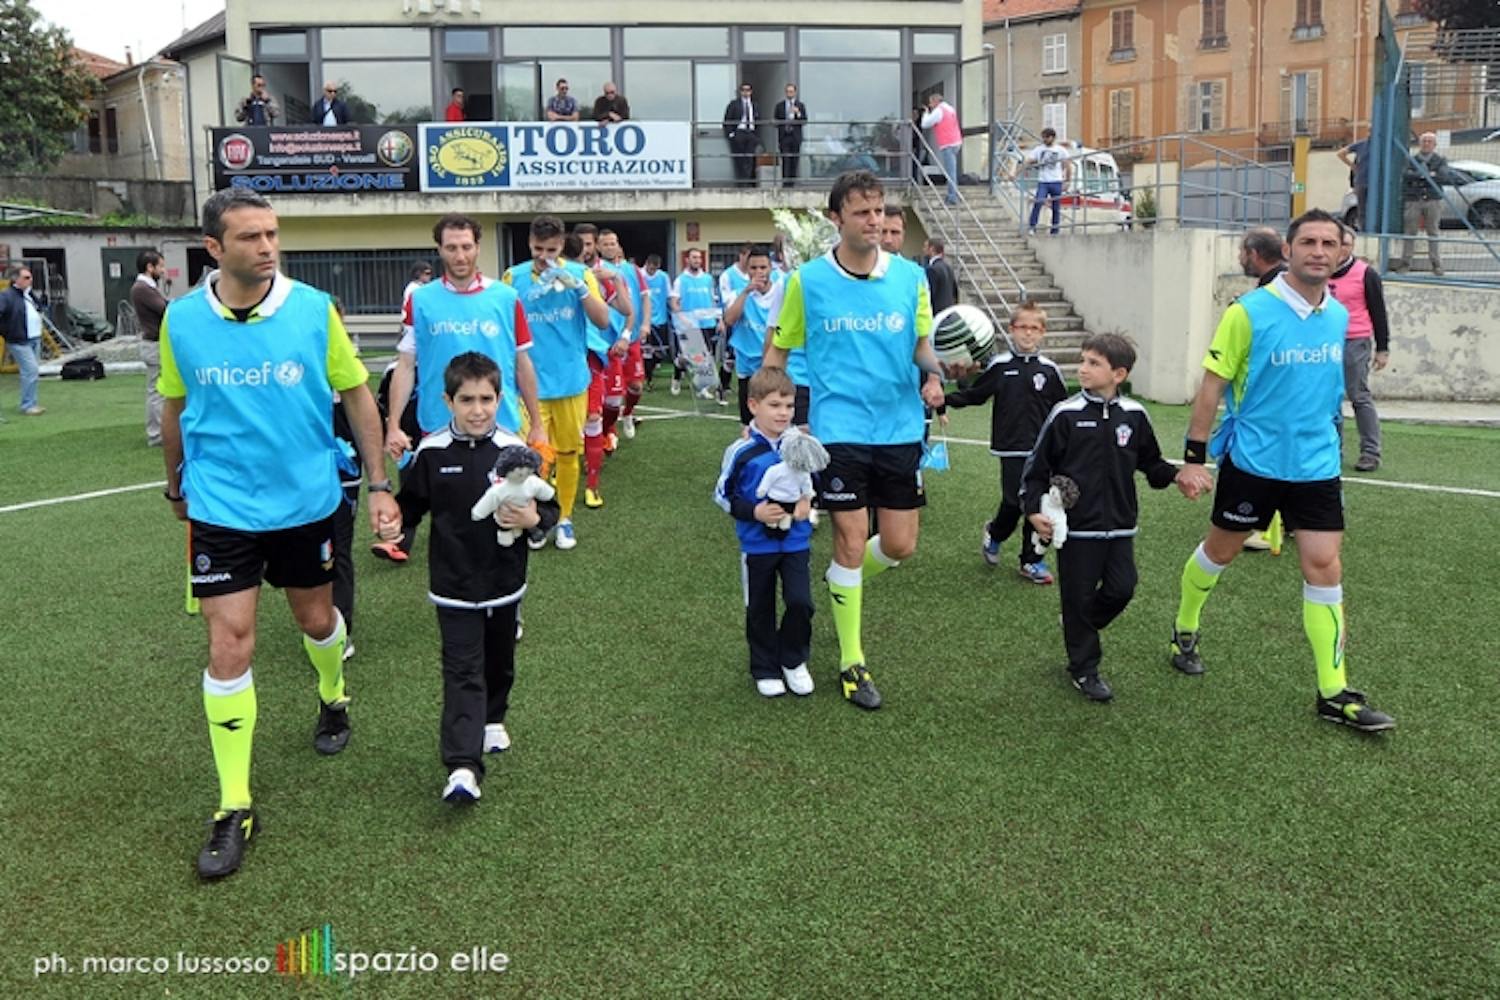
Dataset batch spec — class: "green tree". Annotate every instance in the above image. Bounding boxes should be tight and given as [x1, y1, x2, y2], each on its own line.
[0, 0, 98, 172]
[1414, 0, 1500, 31]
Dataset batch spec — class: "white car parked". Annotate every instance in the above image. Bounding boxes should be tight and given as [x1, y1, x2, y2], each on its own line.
[1342, 159, 1500, 230]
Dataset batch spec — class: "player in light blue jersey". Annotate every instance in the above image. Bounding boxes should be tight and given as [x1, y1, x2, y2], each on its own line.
[642, 253, 672, 388]
[764, 170, 944, 710]
[670, 247, 727, 402]
[1173, 209, 1394, 732]
[377, 214, 543, 564]
[722, 244, 777, 426]
[158, 189, 400, 880]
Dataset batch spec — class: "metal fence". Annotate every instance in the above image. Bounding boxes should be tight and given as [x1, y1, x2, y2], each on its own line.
[281, 248, 435, 315]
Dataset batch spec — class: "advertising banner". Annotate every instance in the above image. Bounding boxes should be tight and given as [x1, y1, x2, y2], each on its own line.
[210, 126, 420, 193]
[419, 122, 693, 192]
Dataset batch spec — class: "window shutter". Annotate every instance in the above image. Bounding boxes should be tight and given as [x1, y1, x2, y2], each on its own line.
[1279, 75, 1292, 125]
[1307, 70, 1321, 127]
[1211, 80, 1225, 131]
[1180, 82, 1194, 132]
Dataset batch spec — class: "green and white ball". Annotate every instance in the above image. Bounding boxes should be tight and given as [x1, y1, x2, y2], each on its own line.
[932, 304, 997, 368]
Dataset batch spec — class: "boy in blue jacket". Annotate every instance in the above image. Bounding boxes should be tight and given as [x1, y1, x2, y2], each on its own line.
[714, 366, 815, 698]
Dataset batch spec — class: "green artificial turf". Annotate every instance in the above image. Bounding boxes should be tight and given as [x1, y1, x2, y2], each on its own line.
[1, 373, 1498, 998]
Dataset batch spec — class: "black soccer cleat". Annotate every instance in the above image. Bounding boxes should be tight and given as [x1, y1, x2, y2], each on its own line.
[313, 698, 351, 755]
[197, 808, 257, 880]
[1071, 672, 1114, 702]
[839, 664, 882, 710]
[1170, 628, 1205, 675]
[1317, 689, 1395, 732]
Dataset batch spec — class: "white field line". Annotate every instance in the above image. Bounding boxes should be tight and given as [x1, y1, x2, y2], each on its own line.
[4, 414, 1498, 515]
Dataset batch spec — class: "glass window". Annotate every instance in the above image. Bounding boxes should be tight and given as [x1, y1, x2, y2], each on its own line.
[913, 33, 955, 58]
[496, 63, 539, 121]
[796, 61, 903, 178]
[504, 27, 610, 57]
[542, 61, 614, 116]
[623, 61, 692, 120]
[741, 30, 786, 56]
[445, 29, 491, 57]
[323, 61, 433, 123]
[799, 29, 900, 59]
[322, 27, 431, 59]
[625, 27, 727, 57]
[257, 32, 307, 59]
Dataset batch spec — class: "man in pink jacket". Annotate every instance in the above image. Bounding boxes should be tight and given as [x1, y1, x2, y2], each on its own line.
[1327, 226, 1391, 472]
[920, 92, 963, 205]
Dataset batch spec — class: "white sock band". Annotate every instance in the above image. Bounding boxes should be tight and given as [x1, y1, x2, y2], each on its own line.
[203, 669, 253, 697]
[1303, 582, 1343, 606]
[306, 609, 346, 648]
[825, 561, 862, 588]
[867, 535, 900, 569]
[1194, 542, 1227, 576]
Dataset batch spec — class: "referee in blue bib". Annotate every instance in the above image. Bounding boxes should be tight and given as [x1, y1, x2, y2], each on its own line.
[765, 169, 944, 710]
[159, 188, 400, 879]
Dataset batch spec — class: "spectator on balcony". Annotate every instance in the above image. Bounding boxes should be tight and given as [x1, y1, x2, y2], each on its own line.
[546, 79, 579, 122]
[1023, 129, 1072, 236]
[311, 83, 351, 127]
[1337, 137, 1370, 229]
[774, 84, 807, 187]
[723, 83, 762, 188]
[593, 83, 630, 125]
[1391, 131, 1450, 276]
[234, 75, 280, 127]
[445, 88, 466, 123]
[920, 91, 962, 205]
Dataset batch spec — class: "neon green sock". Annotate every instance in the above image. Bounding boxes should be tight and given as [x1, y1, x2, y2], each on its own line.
[203, 671, 256, 811]
[303, 611, 347, 705]
[826, 562, 864, 668]
[861, 535, 900, 581]
[1303, 584, 1347, 698]
[1175, 543, 1226, 633]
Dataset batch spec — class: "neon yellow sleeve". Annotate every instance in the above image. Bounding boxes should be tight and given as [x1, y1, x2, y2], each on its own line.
[156, 311, 186, 398]
[582, 268, 602, 300]
[770, 272, 805, 350]
[1204, 302, 1251, 382]
[325, 304, 368, 391]
[915, 278, 933, 338]
[501, 268, 514, 286]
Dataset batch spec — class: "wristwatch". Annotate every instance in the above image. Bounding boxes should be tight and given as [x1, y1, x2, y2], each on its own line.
[368, 480, 393, 494]
[163, 488, 184, 502]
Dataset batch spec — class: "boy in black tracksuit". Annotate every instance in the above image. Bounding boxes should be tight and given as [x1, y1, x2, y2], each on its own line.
[396, 353, 559, 802]
[942, 302, 1068, 583]
[1023, 334, 1193, 702]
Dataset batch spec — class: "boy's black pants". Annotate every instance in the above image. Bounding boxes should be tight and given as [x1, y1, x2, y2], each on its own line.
[1057, 537, 1138, 678]
[744, 550, 813, 681]
[332, 487, 358, 635]
[436, 603, 518, 775]
[988, 456, 1043, 565]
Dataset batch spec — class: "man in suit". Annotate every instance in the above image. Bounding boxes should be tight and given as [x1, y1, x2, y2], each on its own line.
[311, 83, 351, 126]
[774, 84, 807, 188]
[924, 238, 958, 314]
[723, 83, 761, 188]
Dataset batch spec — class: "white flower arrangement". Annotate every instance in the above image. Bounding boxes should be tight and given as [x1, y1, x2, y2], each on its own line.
[769, 208, 839, 269]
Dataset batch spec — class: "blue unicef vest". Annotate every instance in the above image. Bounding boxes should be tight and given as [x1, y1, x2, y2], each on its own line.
[729, 290, 772, 377]
[409, 279, 522, 434]
[647, 270, 669, 325]
[168, 280, 341, 531]
[618, 261, 646, 343]
[677, 271, 718, 328]
[798, 254, 925, 445]
[597, 262, 630, 342]
[506, 262, 592, 400]
[1213, 286, 1347, 482]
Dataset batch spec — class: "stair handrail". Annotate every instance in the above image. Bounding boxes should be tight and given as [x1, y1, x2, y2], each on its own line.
[909, 125, 1028, 330]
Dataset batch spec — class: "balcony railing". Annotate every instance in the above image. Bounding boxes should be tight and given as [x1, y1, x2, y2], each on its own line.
[1255, 117, 1352, 147]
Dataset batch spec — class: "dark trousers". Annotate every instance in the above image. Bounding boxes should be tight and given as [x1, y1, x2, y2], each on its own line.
[744, 550, 813, 681]
[729, 131, 759, 186]
[436, 603, 518, 775]
[332, 486, 358, 634]
[988, 457, 1043, 566]
[780, 139, 801, 186]
[1057, 537, 1137, 678]
[646, 322, 671, 382]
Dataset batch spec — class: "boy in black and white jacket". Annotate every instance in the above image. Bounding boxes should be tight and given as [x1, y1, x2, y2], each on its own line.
[942, 301, 1068, 583]
[1023, 334, 1200, 702]
[396, 352, 559, 802]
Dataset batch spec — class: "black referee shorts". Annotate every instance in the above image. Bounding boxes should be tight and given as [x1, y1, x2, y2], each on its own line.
[1211, 455, 1344, 533]
[819, 443, 926, 512]
[190, 512, 339, 598]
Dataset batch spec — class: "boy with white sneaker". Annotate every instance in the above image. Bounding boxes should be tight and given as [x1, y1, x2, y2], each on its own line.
[395, 352, 559, 801]
[714, 366, 816, 698]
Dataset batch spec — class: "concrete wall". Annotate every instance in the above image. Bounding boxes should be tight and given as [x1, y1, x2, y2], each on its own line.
[1034, 228, 1499, 404]
[0, 228, 201, 318]
[0, 177, 195, 225]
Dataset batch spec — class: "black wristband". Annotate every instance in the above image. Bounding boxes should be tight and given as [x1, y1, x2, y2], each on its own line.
[1184, 439, 1208, 465]
[367, 480, 393, 494]
[164, 488, 184, 502]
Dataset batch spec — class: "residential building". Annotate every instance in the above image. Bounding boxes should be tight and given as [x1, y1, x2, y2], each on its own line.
[984, 0, 1084, 144]
[61, 48, 191, 182]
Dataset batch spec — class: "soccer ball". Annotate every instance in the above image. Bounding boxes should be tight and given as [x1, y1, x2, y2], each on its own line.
[932, 304, 997, 369]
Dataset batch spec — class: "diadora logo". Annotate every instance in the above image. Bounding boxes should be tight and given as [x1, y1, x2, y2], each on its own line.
[821, 312, 908, 335]
[1269, 343, 1342, 366]
[194, 360, 304, 387]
